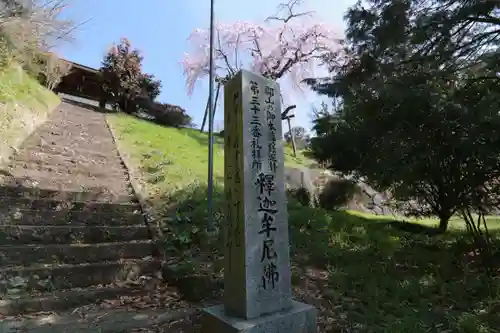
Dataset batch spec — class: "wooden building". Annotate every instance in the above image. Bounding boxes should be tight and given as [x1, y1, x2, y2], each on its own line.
[55, 60, 104, 103]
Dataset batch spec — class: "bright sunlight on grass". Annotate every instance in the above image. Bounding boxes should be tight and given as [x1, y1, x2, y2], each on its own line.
[107, 112, 314, 195]
[0, 64, 59, 107]
[0, 64, 60, 164]
[108, 112, 500, 332]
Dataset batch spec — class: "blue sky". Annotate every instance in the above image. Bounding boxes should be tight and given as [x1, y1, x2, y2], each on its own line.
[56, 0, 355, 132]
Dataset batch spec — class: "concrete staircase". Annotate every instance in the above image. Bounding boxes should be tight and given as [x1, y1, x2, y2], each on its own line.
[0, 100, 160, 316]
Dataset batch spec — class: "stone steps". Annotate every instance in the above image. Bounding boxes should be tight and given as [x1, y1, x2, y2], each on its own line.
[10, 152, 126, 175]
[26, 128, 115, 142]
[0, 225, 151, 245]
[0, 197, 140, 214]
[25, 134, 117, 153]
[2, 306, 195, 333]
[33, 125, 113, 140]
[21, 143, 121, 161]
[9, 160, 128, 179]
[5, 168, 129, 189]
[0, 101, 161, 317]
[32, 115, 112, 133]
[38, 119, 112, 134]
[45, 106, 101, 116]
[0, 184, 136, 203]
[46, 119, 111, 133]
[0, 206, 144, 226]
[0, 284, 149, 316]
[0, 258, 161, 294]
[0, 240, 154, 267]
[15, 149, 120, 167]
[38, 125, 112, 139]
[51, 109, 109, 123]
[8, 166, 130, 184]
[2, 176, 132, 198]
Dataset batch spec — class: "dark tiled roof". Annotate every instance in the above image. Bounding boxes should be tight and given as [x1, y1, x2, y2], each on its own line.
[62, 59, 99, 74]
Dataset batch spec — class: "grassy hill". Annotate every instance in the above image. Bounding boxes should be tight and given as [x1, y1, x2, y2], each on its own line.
[107, 112, 315, 194]
[108, 112, 500, 332]
[0, 64, 60, 164]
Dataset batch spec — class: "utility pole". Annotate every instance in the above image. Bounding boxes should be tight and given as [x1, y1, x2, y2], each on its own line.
[207, 0, 216, 232]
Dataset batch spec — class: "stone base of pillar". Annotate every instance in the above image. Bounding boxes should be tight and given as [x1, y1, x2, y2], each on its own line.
[201, 300, 317, 333]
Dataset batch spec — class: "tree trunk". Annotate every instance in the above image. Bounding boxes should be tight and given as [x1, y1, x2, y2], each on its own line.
[438, 215, 450, 233]
[118, 98, 129, 113]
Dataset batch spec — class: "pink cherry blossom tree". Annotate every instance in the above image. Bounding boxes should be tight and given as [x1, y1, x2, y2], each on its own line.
[181, 0, 343, 130]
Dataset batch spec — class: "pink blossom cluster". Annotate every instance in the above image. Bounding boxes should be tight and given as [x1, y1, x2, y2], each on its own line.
[181, 15, 343, 96]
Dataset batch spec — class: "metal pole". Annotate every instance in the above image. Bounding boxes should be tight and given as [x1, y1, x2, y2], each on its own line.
[207, 0, 216, 232]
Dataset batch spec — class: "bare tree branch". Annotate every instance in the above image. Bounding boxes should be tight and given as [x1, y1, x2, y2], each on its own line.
[265, 0, 313, 23]
[0, 0, 87, 76]
[182, 0, 342, 95]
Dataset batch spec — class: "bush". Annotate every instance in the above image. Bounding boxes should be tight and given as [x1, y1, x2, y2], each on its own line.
[142, 100, 192, 127]
[287, 187, 313, 207]
[318, 178, 360, 210]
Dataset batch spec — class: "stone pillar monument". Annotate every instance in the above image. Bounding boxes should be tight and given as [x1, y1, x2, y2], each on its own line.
[201, 70, 317, 333]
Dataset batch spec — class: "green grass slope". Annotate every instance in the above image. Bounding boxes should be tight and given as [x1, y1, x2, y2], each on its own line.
[0, 64, 60, 164]
[108, 112, 315, 194]
[108, 112, 500, 332]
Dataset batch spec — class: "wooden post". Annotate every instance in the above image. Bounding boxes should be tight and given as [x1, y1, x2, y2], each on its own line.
[281, 105, 297, 158]
[200, 97, 210, 133]
[286, 116, 296, 157]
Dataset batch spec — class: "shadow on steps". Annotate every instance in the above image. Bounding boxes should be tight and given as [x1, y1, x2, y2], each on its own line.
[59, 95, 116, 114]
[0, 182, 162, 316]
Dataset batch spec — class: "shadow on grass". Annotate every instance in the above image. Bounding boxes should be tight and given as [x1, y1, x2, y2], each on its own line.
[121, 110, 197, 131]
[109, 107, 219, 145]
[387, 219, 443, 235]
[148, 183, 500, 332]
[301, 149, 315, 160]
[181, 128, 225, 150]
[148, 184, 226, 257]
[61, 96, 194, 137]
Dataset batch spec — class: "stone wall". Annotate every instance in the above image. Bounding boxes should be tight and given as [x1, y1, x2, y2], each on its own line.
[285, 167, 403, 216]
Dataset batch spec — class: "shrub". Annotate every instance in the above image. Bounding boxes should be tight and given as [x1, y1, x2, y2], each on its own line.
[142, 100, 192, 127]
[318, 178, 360, 210]
[287, 187, 312, 207]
